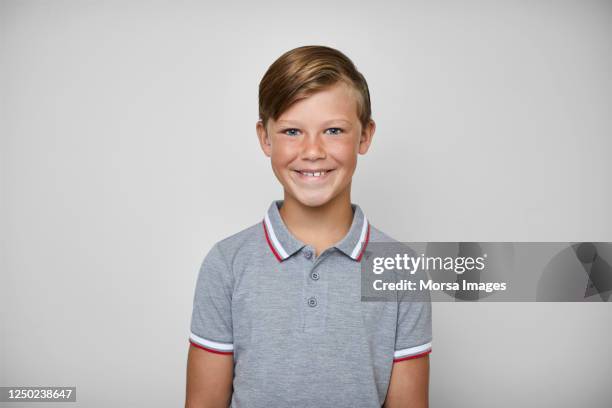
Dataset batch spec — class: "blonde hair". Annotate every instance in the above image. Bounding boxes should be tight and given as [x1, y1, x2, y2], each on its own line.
[258, 45, 372, 130]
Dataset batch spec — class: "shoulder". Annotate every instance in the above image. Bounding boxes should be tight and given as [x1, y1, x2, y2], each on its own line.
[208, 221, 263, 264]
[367, 223, 418, 258]
[196, 221, 264, 285]
[368, 223, 399, 243]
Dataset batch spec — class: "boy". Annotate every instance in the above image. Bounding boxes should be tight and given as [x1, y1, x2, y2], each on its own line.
[185, 45, 432, 408]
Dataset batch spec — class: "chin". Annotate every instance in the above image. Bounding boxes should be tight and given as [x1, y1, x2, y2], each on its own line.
[290, 190, 336, 208]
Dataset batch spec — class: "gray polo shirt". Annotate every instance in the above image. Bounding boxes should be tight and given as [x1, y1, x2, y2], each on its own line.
[189, 200, 432, 407]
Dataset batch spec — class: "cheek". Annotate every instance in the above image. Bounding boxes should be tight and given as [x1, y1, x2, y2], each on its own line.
[328, 138, 359, 168]
[270, 140, 297, 169]
[270, 155, 286, 177]
[269, 137, 286, 159]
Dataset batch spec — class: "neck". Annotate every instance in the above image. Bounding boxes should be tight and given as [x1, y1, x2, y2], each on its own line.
[279, 187, 354, 257]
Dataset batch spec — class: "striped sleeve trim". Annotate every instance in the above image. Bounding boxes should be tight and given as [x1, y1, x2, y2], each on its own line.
[393, 342, 432, 362]
[189, 332, 234, 355]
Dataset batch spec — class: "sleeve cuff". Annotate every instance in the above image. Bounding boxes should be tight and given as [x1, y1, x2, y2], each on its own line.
[189, 332, 234, 355]
[393, 342, 432, 362]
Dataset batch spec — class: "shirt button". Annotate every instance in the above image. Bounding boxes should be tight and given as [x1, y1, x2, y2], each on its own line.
[307, 296, 318, 307]
[310, 271, 320, 280]
[303, 249, 313, 259]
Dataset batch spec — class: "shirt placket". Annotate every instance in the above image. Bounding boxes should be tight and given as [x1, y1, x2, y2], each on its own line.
[301, 246, 330, 333]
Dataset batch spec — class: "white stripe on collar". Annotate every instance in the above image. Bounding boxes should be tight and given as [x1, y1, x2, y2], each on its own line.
[350, 215, 369, 259]
[264, 211, 289, 259]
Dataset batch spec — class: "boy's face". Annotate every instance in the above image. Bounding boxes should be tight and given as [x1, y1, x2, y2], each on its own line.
[256, 81, 375, 208]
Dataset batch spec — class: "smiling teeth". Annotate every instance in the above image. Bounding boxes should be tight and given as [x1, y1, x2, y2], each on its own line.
[300, 171, 326, 177]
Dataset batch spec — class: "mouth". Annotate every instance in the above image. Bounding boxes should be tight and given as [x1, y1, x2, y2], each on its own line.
[292, 169, 335, 181]
[295, 169, 332, 177]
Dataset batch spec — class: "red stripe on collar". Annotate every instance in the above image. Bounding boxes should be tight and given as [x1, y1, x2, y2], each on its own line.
[262, 219, 283, 262]
[355, 223, 371, 262]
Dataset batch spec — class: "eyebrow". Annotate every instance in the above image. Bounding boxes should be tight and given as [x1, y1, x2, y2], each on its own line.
[276, 118, 352, 126]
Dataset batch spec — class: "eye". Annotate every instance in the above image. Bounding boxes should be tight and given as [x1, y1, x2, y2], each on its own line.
[282, 128, 300, 136]
[325, 127, 343, 135]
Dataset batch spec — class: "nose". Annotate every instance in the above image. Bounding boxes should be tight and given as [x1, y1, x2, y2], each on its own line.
[300, 134, 326, 161]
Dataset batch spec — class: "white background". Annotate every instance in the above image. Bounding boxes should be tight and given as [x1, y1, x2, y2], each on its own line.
[2, 0, 611, 406]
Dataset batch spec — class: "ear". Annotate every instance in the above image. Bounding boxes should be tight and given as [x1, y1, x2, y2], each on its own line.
[256, 120, 272, 157]
[358, 119, 376, 155]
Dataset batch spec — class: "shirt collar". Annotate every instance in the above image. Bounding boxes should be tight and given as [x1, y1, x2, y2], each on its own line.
[262, 200, 370, 262]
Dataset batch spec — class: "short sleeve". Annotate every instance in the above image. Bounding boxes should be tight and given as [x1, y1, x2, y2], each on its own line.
[189, 243, 234, 355]
[393, 266, 433, 363]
